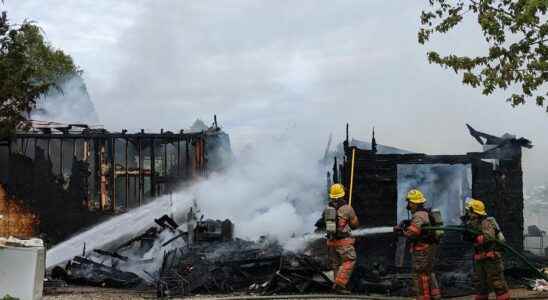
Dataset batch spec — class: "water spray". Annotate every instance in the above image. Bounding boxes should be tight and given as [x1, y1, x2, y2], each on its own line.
[46, 194, 191, 268]
[283, 226, 394, 252]
[351, 226, 394, 237]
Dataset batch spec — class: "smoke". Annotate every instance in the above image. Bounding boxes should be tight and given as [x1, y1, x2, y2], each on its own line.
[397, 164, 472, 225]
[47, 128, 326, 268]
[31, 74, 100, 124]
[79, 1, 544, 192]
[524, 185, 548, 231]
[191, 130, 325, 242]
[9, 1, 548, 259]
[6, 1, 548, 190]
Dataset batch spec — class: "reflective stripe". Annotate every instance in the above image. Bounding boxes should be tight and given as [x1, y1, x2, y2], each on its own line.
[420, 274, 430, 300]
[474, 295, 489, 300]
[474, 235, 485, 246]
[474, 251, 499, 261]
[495, 291, 510, 300]
[335, 260, 354, 287]
[412, 243, 430, 252]
[327, 237, 355, 247]
[335, 276, 348, 286]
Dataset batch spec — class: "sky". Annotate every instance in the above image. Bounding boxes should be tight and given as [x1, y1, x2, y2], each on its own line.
[4, 1, 548, 190]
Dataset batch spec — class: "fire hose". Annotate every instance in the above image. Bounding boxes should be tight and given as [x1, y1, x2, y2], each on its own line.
[421, 225, 548, 281]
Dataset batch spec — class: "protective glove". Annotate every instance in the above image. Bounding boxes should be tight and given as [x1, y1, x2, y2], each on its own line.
[393, 220, 410, 235]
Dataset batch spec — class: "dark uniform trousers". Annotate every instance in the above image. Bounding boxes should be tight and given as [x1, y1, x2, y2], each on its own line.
[473, 254, 510, 300]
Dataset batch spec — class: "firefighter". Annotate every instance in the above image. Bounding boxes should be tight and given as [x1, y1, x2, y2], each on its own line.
[394, 189, 441, 300]
[323, 183, 359, 294]
[463, 199, 510, 300]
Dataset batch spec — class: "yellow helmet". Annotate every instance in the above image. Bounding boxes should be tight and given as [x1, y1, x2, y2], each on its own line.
[406, 189, 426, 204]
[329, 183, 345, 200]
[466, 199, 486, 216]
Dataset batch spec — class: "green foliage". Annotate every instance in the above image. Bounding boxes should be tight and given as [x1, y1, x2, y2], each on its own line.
[1, 295, 20, 300]
[0, 11, 78, 138]
[419, 0, 547, 111]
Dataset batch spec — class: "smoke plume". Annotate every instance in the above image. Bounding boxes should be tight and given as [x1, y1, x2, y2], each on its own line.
[397, 164, 472, 225]
[47, 129, 326, 268]
[31, 74, 100, 124]
[6, 1, 548, 232]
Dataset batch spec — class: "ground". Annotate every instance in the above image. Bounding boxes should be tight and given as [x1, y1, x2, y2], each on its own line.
[43, 287, 548, 300]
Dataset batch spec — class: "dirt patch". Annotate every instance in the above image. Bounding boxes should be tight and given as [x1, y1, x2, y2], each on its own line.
[44, 287, 154, 300]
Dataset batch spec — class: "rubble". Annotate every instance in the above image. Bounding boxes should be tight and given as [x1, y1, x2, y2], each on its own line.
[45, 211, 335, 298]
[157, 239, 332, 297]
[51, 256, 143, 288]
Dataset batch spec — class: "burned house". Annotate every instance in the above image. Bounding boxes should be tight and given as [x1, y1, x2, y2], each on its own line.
[0, 117, 231, 245]
[331, 124, 532, 295]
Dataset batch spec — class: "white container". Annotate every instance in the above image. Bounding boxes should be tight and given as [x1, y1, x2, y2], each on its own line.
[0, 245, 45, 300]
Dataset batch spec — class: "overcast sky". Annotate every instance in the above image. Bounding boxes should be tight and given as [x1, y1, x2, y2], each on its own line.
[4, 1, 548, 190]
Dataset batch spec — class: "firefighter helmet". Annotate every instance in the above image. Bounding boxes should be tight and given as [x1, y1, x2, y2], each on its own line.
[329, 183, 345, 200]
[466, 198, 487, 216]
[406, 189, 426, 204]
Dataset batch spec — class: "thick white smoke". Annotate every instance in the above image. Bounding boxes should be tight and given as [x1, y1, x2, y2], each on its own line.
[47, 128, 326, 268]
[31, 74, 100, 124]
[6, 0, 547, 205]
[396, 164, 472, 225]
[189, 130, 325, 242]
[525, 185, 548, 230]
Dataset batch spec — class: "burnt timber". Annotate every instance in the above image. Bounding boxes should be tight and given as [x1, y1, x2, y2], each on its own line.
[0, 119, 231, 245]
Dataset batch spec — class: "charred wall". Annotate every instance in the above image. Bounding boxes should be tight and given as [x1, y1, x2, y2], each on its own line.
[0, 125, 231, 245]
[4, 149, 105, 244]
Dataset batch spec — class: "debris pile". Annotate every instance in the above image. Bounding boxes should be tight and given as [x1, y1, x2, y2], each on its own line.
[157, 238, 332, 297]
[51, 256, 143, 288]
[47, 212, 333, 297]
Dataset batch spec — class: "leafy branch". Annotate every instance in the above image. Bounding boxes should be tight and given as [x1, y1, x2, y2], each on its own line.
[419, 0, 547, 111]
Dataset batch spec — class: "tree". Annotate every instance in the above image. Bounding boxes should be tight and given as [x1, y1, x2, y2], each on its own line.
[0, 11, 78, 137]
[418, 0, 547, 111]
